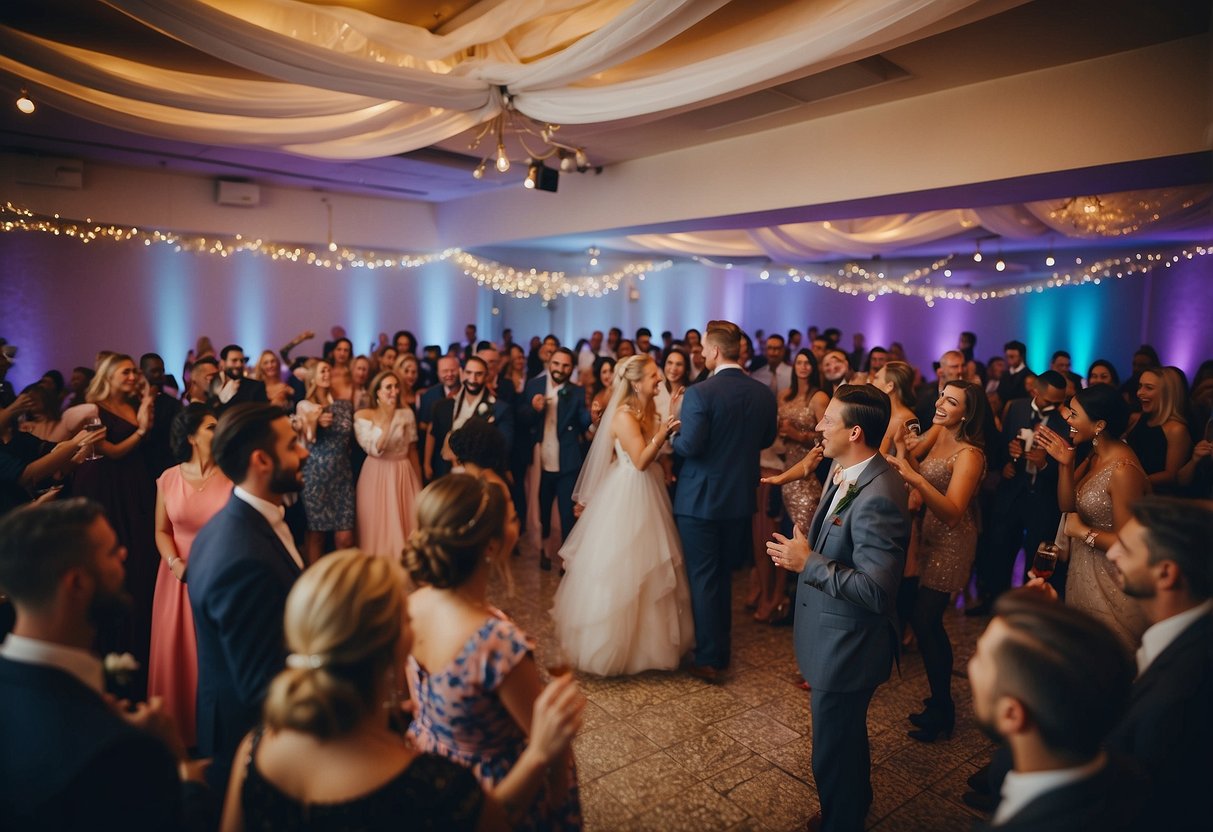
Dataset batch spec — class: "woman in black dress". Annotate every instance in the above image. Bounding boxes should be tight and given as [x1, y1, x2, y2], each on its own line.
[1125, 366, 1191, 495]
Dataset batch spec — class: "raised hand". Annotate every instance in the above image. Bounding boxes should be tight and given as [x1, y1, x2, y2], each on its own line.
[1035, 425, 1074, 465]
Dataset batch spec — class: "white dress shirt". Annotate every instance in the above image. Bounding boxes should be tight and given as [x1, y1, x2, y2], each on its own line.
[713, 362, 743, 376]
[993, 754, 1106, 825]
[751, 362, 792, 395]
[824, 453, 877, 518]
[1136, 599, 1213, 676]
[540, 377, 565, 473]
[0, 633, 105, 694]
[234, 486, 305, 569]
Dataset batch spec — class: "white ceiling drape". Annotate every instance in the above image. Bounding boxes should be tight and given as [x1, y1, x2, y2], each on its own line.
[0, 0, 984, 159]
[619, 187, 1212, 260]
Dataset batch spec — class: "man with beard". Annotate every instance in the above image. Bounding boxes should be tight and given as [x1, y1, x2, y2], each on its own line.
[966, 591, 1142, 831]
[187, 403, 308, 790]
[521, 348, 592, 571]
[425, 355, 511, 481]
[0, 499, 212, 829]
[212, 344, 268, 413]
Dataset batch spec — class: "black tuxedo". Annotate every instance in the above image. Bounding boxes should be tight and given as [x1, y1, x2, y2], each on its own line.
[0, 657, 190, 830]
[997, 366, 1033, 406]
[1105, 612, 1213, 831]
[518, 377, 591, 543]
[188, 494, 301, 790]
[427, 388, 514, 480]
[144, 391, 183, 478]
[973, 755, 1145, 832]
[213, 376, 268, 413]
[980, 399, 1069, 599]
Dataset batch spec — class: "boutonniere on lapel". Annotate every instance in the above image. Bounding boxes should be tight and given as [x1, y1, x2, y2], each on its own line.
[476, 397, 495, 422]
[557, 386, 569, 400]
[832, 482, 862, 521]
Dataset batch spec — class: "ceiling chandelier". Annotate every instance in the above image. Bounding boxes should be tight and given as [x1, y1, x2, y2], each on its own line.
[468, 93, 598, 190]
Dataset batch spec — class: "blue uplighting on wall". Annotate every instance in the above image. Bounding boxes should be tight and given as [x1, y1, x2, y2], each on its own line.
[417, 262, 455, 348]
[233, 253, 267, 355]
[346, 267, 376, 357]
[151, 246, 191, 383]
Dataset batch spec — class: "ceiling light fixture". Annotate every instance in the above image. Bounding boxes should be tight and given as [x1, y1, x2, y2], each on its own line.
[524, 160, 558, 192]
[469, 92, 595, 181]
[972, 239, 982, 263]
[16, 89, 34, 114]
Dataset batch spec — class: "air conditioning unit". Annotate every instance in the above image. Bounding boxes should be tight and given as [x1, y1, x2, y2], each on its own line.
[13, 155, 83, 189]
[215, 178, 260, 207]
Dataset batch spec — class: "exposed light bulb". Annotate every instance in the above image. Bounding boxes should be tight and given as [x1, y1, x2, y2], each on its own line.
[495, 144, 510, 173]
[589, 257, 598, 266]
[972, 251, 982, 263]
[574, 148, 588, 168]
[472, 163, 485, 180]
[560, 155, 575, 172]
[995, 258, 1006, 272]
[16, 91, 34, 114]
[1045, 254, 1055, 267]
[328, 241, 337, 252]
[944, 269, 952, 277]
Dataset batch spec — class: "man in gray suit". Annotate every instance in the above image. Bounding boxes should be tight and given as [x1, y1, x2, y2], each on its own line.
[767, 384, 910, 832]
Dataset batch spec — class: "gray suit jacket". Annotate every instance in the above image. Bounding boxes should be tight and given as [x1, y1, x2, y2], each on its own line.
[793, 453, 910, 692]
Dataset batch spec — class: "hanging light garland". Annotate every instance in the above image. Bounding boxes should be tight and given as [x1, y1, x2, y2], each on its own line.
[1, 203, 1207, 305]
[0, 202, 665, 300]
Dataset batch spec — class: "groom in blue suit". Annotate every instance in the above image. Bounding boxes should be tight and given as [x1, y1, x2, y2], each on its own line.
[672, 320, 777, 678]
[768, 385, 910, 832]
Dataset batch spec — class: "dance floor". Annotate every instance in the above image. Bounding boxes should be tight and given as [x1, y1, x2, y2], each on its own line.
[490, 547, 998, 831]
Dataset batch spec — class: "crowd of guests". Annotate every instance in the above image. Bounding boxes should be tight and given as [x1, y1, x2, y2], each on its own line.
[0, 320, 1211, 831]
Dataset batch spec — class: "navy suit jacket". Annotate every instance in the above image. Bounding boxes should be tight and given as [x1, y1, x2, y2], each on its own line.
[0, 657, 183, 830]
[187, 494, 301, 789]
[429, 390, 515, 478]
[670, 368, 777, 520]
[793, 453, 910, 692]
[1105, 612, 1213, 831]
[518, 377, 591, 473]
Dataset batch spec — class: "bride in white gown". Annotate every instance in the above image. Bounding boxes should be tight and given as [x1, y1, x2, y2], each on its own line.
[552, 355, 695, 676]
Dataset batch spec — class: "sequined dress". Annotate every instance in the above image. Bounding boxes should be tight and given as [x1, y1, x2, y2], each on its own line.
[918, 447, 983, 593]
[778, 396, 823, 531]
[1066, 458, 1149, 650]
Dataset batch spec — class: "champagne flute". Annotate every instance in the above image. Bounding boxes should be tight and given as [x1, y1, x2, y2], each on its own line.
[82, 416, 104, 461]
[1031, 543, 1060, 581]
[544, 639, 572, 679]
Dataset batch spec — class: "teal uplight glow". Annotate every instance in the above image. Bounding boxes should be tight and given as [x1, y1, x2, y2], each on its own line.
[346, 266, 376, 358]
[151, 246, 192, 380]
[233, 254, 267, 355]
[1025, 288, 1059, 373]
[1059, 284, 1100, 376]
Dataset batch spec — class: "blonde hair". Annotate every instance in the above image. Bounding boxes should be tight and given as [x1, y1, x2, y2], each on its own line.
[879, 361, 917, 409]
[303, 359, 333, 406]
[393, 354, 420, 392]
[404, 474, 506, 588]
[254, 350, 281, 383]
[610, 354, 657, 428]
[86, 353, 133, 403]
[262, 549, 406, 739]
[1144, 366, 1188, 427]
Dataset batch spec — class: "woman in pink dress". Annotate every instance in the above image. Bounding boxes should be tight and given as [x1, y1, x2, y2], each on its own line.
[149, 403, 232, 747]
[355, 370, 423, 561]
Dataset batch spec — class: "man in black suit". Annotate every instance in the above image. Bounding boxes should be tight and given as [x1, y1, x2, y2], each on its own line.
[520, 347, 592, 571]
[418, 354, 461, 482]
[140, 352, 183, 477]
[768, 385, 909, 832]
[971, 371, 1069, 614]
[188, 403, 308, 790]
[0, 499, 211, 829]
[213, 344, 268, 412]
[424, 355, 512, 481]
[1102, 497, 1213, 831]
[968, 591, 1141, 832]
[673, 321, 777, 678]
[996, 340, 1033, 407]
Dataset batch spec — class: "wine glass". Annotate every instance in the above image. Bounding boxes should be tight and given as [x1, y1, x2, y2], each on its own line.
[1031, 542, 1060, 581]
[544, 639, 572, 679]
[82, 416, 104, 461]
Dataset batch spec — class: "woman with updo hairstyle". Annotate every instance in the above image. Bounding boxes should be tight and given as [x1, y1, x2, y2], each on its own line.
[1036, 384, 1149, 650]
[150, 403, 232, 747]
[405, 475, 583, 831]
[223, 548, 584, 832]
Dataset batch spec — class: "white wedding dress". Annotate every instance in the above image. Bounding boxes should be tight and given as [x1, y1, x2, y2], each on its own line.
[552, 439, 695, 676]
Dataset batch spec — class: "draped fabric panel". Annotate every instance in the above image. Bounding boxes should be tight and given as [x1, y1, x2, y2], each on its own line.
[621, 187, 1212, 261]
[0, 0, 987, 159]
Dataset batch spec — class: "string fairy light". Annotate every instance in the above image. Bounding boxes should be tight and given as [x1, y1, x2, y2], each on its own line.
[0, 203, 668, 301]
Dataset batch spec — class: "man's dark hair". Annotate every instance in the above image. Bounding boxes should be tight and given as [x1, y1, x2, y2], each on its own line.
[1134, 344, 1161, 364]
[542, 333, 560, 347]
[464, 355, 488, 371]
[0, 499, 105, 608]
[1036, 370, 1067, 392]
[635, 327, 652, 339]
[41, 369, 65, 393]
[960, 331, 977, 346]
[1051, 350, 1071, 362]
[823, 327, 841, 346]
[660, 330, 672, 340]
[834, 384, 891, 449]
[788, 328, 801, 340]
[212, 403, 286, 484]
[138, 353, 163, 369]
[1004, 340, 1027, 355]
[608, 327, 622, 337]
[192, 355, 219, 370]
[474, 340, 494, 352]
[219, 344, 245, 361]
[551, 347, 576, 364]
[765, 333, 785, 345]
[1131, 497, 1213, 600]
[991, 591, 1134, 763]
[170, 403, 216, 463]
[684, 328, 701, 341]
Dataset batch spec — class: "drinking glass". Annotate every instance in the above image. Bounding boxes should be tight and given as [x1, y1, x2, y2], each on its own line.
[82, 416, 104, 461]
[1032, 543, 1060, 581]
[544, 640, 572, 679]
[1204, 417, 1213, 444]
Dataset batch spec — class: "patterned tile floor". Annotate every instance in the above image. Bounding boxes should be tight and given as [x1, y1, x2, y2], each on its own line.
[490, 547, 998, 831]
